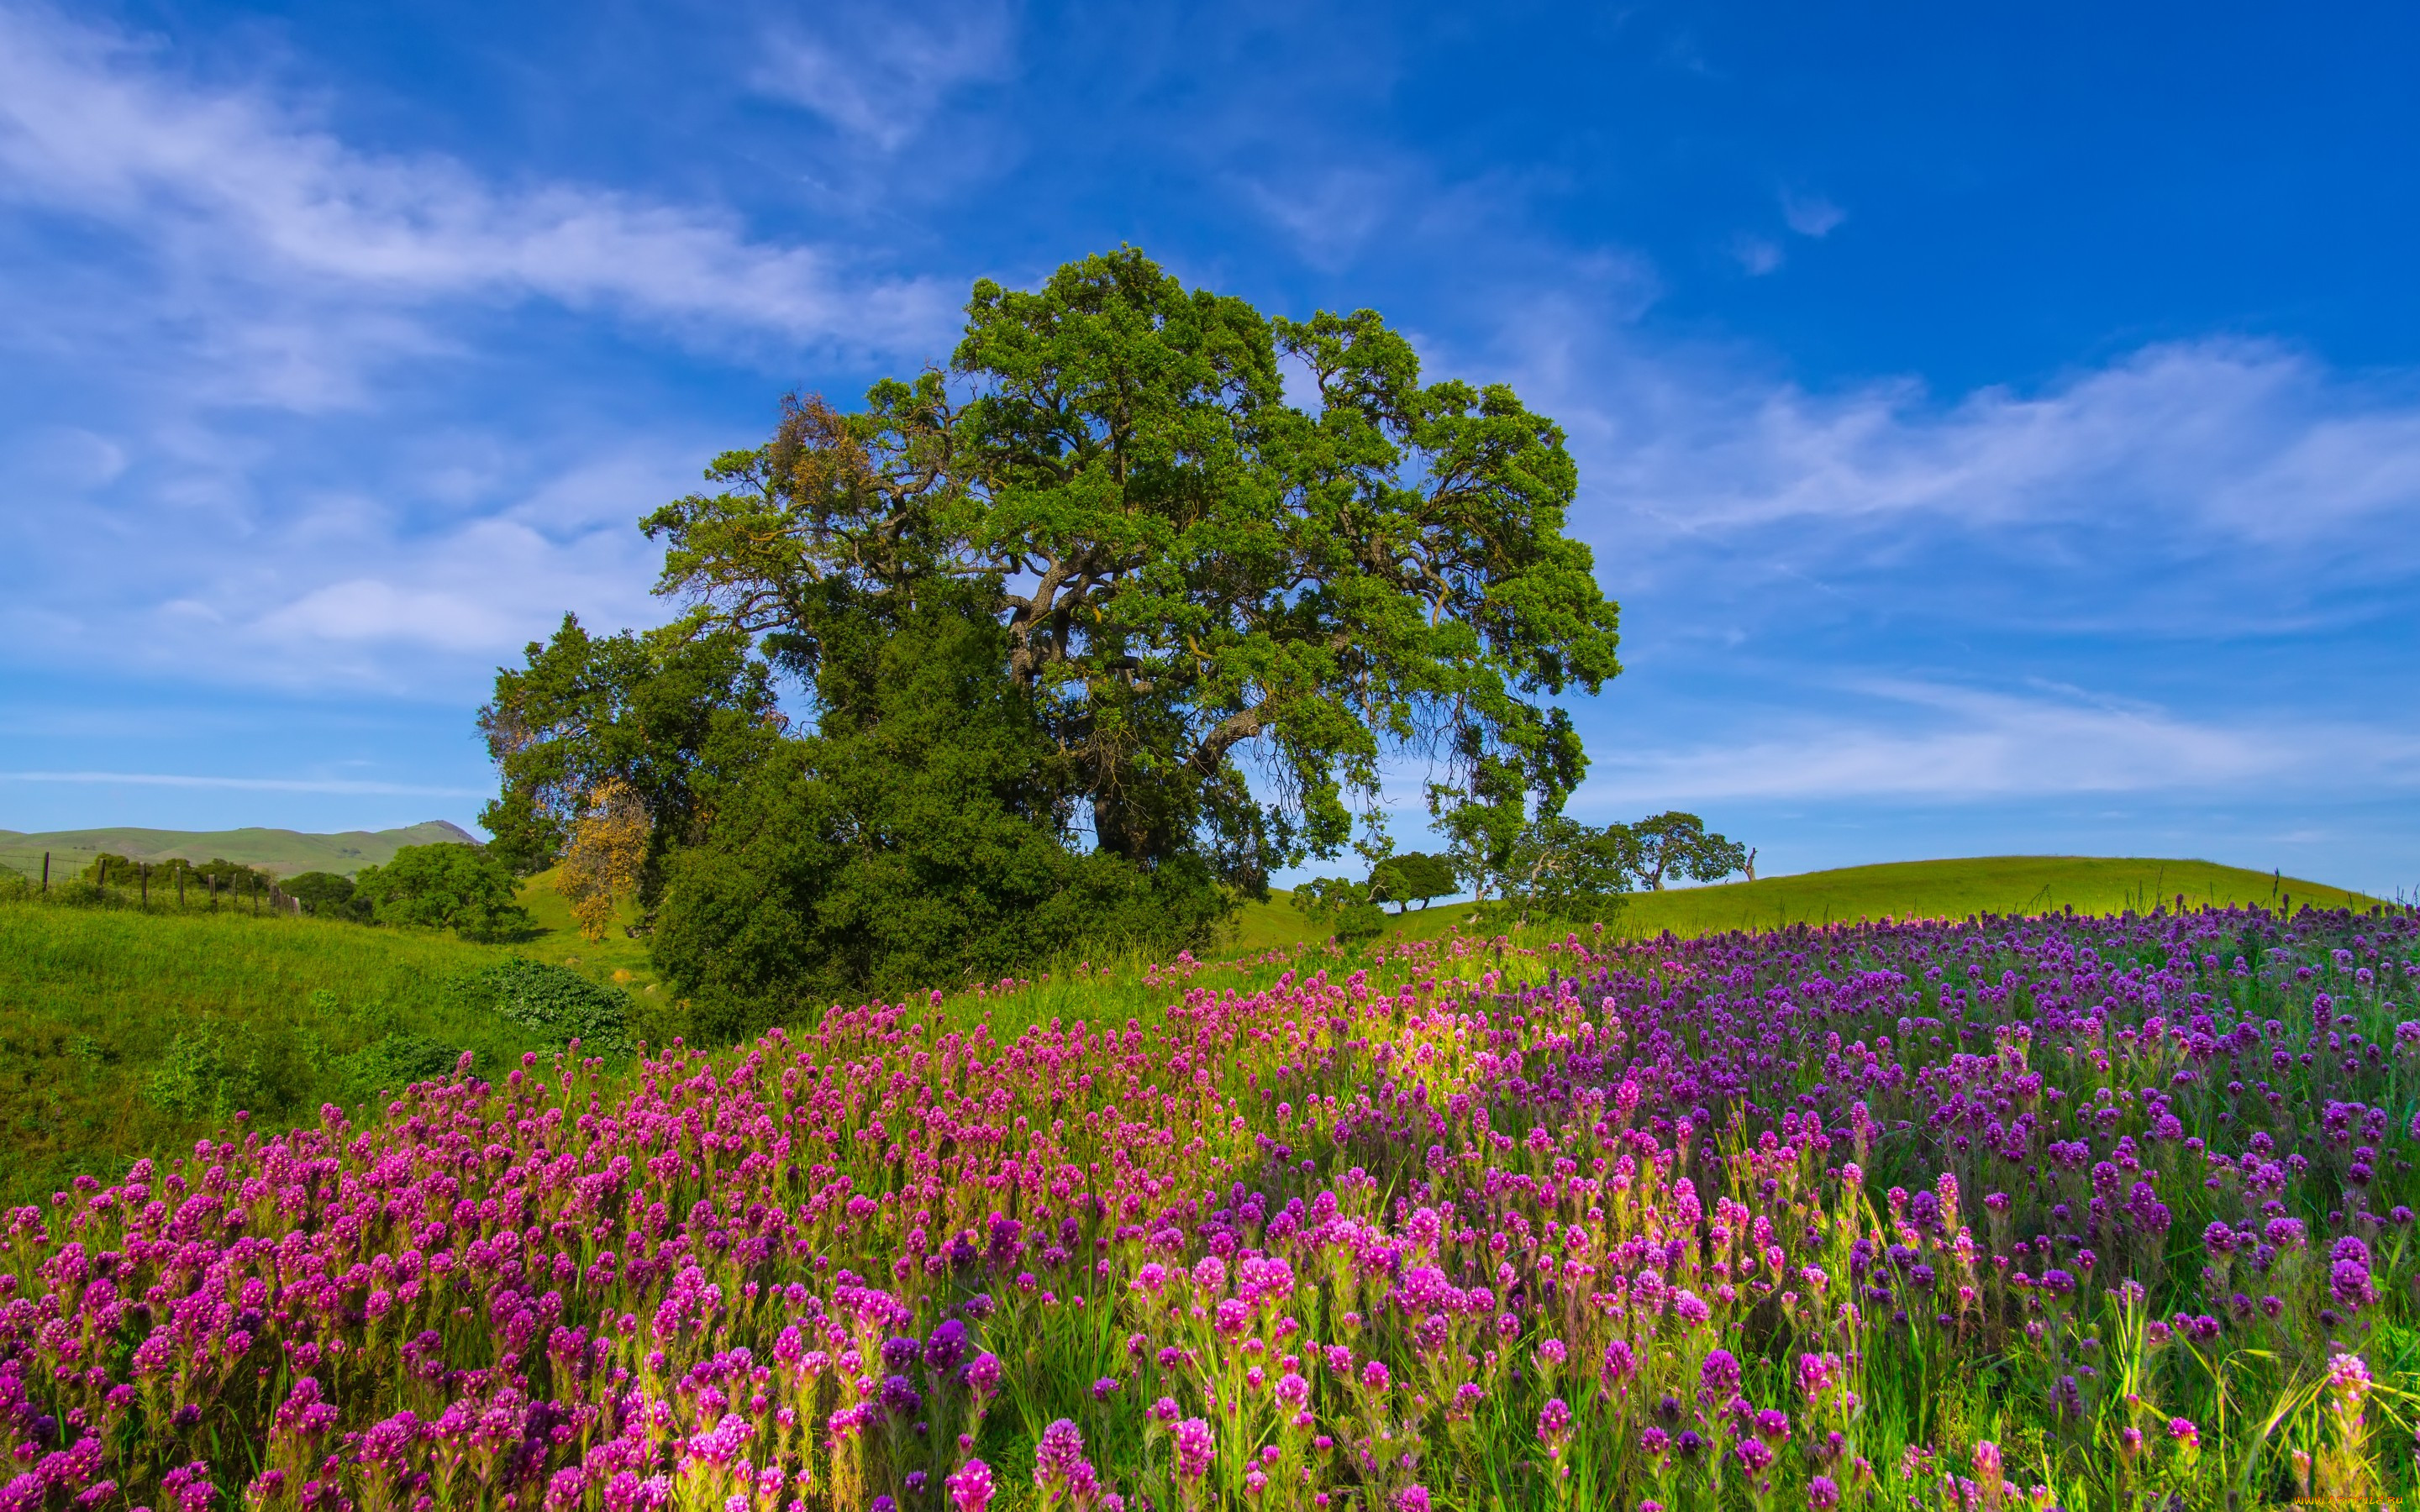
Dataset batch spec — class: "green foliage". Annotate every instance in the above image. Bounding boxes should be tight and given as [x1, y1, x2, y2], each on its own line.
[479, 614, 776, 880]
[354, 843, 535, 940]
[650, 598, 1223, 1036]
[1497, 813, 1641, 926]
[445, 958, 634, 1055]
[1445, 808, 1750, 925]
[643, 248, 1621, 890]
[335, 1034, 466, 1096]
[75, 853, 270, 895]
[143, 1019, 280, 1119]
[1286, 874, 1390, 946]
[285, 870, 370, 921]
[1631, 809, 1749, 890]
[1330, 900, 1386, 945]
[1367, 850, 1457, 911]
[78, 852, 139, 886]
[1286, 875, 1366, 922]
[0, 895, 606, 1204]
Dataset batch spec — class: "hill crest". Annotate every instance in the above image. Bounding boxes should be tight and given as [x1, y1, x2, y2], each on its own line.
[0, 820, 478, 879]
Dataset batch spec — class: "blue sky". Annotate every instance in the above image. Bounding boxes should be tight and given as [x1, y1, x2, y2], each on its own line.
[5, 0, 2420, 893]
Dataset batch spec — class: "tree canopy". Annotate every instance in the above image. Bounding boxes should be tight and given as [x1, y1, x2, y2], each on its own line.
[1452, 808, 1749, 925]
[1632, 811, 1751, 890]
[1368, 851, 1458, 912]
[353, 843, 533, 942]
[642, 248, 1620, 891]
[481, 249, 1623, 1007]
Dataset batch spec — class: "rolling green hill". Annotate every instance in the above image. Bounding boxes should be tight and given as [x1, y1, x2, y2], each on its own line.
[0, 820, 477, 881]
[1231, 854, 2381, 949]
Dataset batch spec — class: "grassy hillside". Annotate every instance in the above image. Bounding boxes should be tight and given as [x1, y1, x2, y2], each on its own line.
[1234, 853, 2378, 948]
[0, 819, 476, 880]
[0, 900, 514, 1202]
[0, 848, 2380, 1204]
[0, 864, 680, 1205]
[514, 864, 660, 985]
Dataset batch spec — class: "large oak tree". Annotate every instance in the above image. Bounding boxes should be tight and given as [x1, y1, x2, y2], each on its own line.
[641, 249, 1622, 891]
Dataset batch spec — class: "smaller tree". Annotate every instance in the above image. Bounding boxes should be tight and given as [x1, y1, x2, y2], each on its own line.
[1499, 815, 1641, 927]
[1290, 875, 1387, 945]
[1368, 852, 1458, 913]
[354, 843, 534, 942]
[555, 778, 651, 942]
[284, 871, 370, 921]
[1632, 811, 1749, 890]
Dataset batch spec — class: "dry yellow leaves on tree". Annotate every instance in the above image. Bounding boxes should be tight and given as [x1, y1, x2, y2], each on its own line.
[556, 779, 649, 942]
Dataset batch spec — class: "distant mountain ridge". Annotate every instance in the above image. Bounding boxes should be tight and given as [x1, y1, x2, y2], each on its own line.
[0, 821, 478, 879]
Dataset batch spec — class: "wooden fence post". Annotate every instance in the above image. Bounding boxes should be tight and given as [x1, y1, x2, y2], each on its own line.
[40, 853, 48, 893]
[141, 864, 150, 908]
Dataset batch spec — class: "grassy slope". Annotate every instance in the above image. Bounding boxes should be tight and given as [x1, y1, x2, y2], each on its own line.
[0, 820, 476, 880]
[0, 900, 519, 1201]
[0, 851, 2377, 1202]
[0, 867, 667, 1203]
[1229, 854, 2377, 949]
[513, 865, 661, 984]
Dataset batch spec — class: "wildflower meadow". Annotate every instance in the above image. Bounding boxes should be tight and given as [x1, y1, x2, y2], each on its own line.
[10, 903, 2420, 1510]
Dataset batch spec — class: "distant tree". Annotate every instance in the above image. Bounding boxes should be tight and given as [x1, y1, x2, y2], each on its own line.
[1368, 851, 1457, 912]
[1632, 811, 1749, 890]
[77, 853, 138, 886]
[1497, 814, 1642, 926]
[353, 843, 534, 941]
[1288, 874, 1388, 945]
[284, 871, 370, 921]
[189, 858, 270, 891]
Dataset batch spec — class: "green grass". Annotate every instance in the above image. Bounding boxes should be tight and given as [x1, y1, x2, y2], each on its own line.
[0, 867, 681, 1205]
[1233, 853, 2377, 948]
[0, 819, 476, 881]
[0, 849, 2375, 1206]
[513, 865, 663, 986]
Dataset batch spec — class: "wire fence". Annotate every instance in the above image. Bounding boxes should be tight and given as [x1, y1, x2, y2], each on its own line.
[2, 852, 307, 916]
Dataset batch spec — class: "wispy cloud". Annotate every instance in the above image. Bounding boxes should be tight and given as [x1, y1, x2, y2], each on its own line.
[1552, 339, 2420, 551]
[0, 771, 486, 796]
[0, 3, 956, 381]
[1730, 234, 1785, 276]
[1238, 165, 1407, 271]
[1781, 191, 1846, 239]
[1576, 680, 2420, 808]
[752, 3, 1016, 151]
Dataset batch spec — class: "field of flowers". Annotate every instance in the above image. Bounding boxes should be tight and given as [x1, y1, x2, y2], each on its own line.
[8, 903, 2420, 1510]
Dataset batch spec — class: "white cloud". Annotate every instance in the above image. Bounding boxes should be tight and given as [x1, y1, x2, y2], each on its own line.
[0, 3, 955, 371]
[1781, 191, 1845, 239]
[752, 5, 1016, 150]
[254, 580, 523, 653]
[1576, 680, 2420, 807]
[1730, 234, 1784, 276]
[1239, 166, 1405, 270]
[1565, 339, 2420, 549]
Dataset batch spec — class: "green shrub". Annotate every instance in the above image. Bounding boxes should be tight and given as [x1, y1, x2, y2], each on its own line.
[650, 601, 1224, 1037]
[1332, 900, 1388, 945]
[336, 1034, 466, 1099]
[355, 843, 534, 940]
[286, 870, 371, 921]
[445, 958, 634, 1055]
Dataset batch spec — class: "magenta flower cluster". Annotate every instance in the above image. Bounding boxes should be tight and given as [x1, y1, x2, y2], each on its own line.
[1, 902, 2415, 1509]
